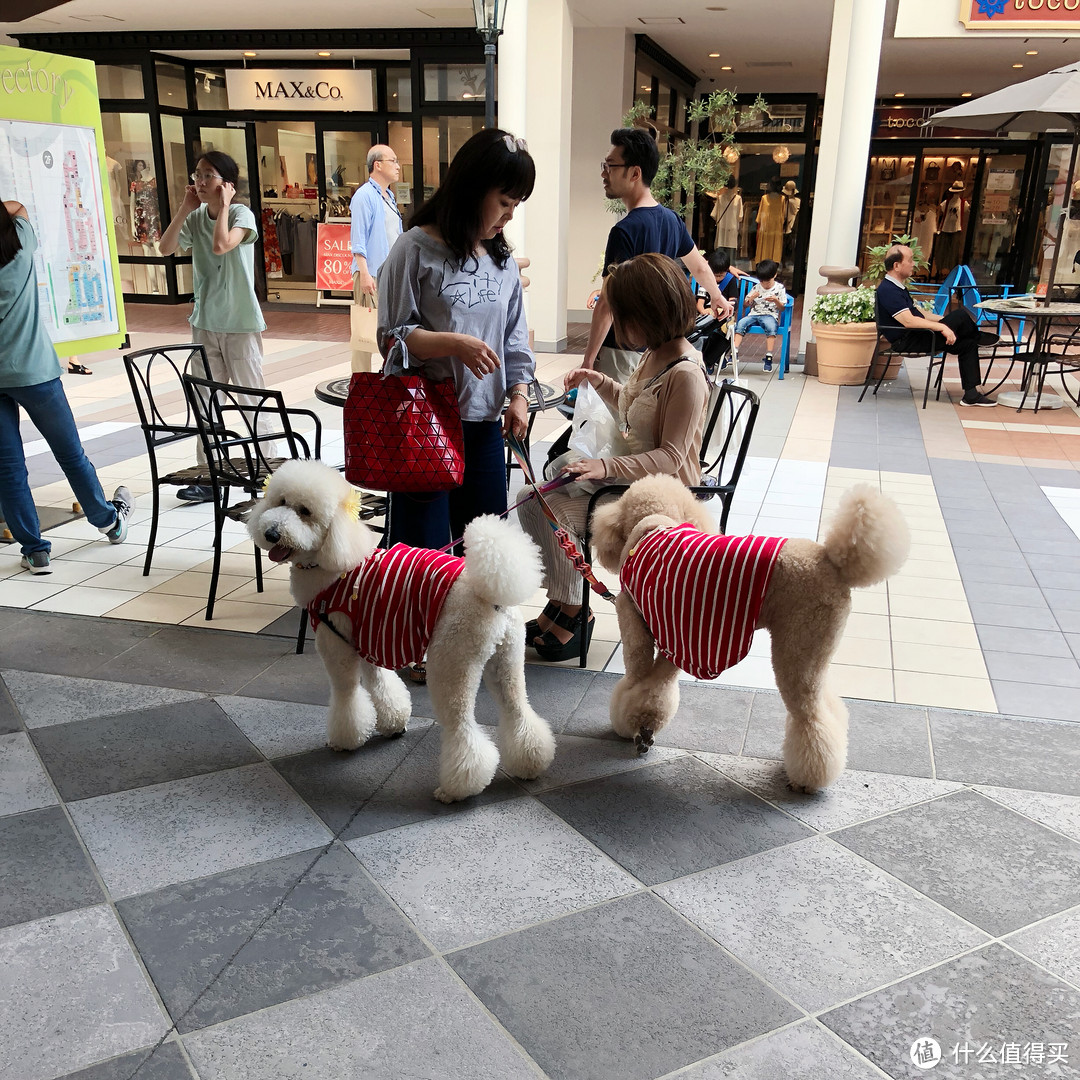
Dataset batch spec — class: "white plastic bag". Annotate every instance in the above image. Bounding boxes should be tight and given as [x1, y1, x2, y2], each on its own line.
[542, 381, 629, 496]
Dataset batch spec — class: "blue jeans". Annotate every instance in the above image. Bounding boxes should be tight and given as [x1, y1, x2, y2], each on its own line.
[736, 313, 779, 336]
[388, 420, 508, 553]
[0, 378, 116, 556]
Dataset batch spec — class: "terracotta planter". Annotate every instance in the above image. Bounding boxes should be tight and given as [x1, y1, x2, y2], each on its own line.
[811, 321, 879, 386]
[870, 349, 902, 382]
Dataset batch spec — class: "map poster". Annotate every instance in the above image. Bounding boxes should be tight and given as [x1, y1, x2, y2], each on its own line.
[0, 120, 119, 343]
[0, 45, 126, 356]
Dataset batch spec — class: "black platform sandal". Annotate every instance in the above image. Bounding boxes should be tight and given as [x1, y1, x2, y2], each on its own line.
[524, 600, 561, 643]
[532, 611, 595, 663]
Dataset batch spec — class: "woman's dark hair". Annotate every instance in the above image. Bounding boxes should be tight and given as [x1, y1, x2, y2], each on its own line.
[768, 176, 783, 194]
[409, 128, 535, 270]
[603, 253, 696, 350]
[198, 151, 240, 186]
[0, 201, 22, 268]
[725, 176, 736, 189]
[610, 127, 660, 187]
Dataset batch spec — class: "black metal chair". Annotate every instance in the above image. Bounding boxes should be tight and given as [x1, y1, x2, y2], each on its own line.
[575, 379, 760, 667]
[859, 296, 946, 408]
[182, 372, 322, 621]
[123, 344, 215, 576]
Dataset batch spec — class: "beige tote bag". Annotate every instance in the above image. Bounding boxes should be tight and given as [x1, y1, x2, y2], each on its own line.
[350, 292, 380, 373]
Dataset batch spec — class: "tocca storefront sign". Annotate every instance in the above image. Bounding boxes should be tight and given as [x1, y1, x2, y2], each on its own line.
[961, 0, 1080, 29]
[225, 68, 374, 112]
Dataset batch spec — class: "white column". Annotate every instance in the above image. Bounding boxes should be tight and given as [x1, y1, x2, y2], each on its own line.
[798, 0, 887, 353]
[498, 0, 574, 352]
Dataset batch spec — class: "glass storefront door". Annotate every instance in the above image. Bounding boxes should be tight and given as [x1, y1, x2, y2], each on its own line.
[319, 125, 377, 217]
[968, 152, 1027, 286]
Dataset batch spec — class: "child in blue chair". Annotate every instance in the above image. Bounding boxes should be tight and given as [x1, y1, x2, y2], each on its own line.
[734, 258, 786, 372]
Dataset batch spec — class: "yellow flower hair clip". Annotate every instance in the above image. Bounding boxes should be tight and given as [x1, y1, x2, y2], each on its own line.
[343, 489, 362, 521]
[261, 473, 272, 493]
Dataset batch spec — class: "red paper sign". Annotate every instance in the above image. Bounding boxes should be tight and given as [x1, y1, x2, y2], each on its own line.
[315, 223, 354, 292]
[961, 0, 1080, 30]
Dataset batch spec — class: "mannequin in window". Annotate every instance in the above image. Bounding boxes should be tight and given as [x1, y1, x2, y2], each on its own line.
[106, 156, 127, 230]
[911, 186, 939, 270]
[755, 177, 785, 265]
[710, 176, 742, 262]
[781, 180, 800, 266]
[129, 160, 164, 293]
[935, 179, 969, 278]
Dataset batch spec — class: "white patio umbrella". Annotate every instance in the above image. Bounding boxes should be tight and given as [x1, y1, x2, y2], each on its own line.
[929, 60, 1080, 303]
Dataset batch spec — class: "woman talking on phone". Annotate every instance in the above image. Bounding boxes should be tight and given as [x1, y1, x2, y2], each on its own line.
[158, 151, 267, 503]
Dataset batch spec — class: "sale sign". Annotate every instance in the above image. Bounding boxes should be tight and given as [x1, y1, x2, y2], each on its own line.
[315, 222, 354, 291]
[961, 0, 1080, 30]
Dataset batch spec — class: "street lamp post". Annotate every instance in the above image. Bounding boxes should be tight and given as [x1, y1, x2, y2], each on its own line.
[472, 0, 508, 130]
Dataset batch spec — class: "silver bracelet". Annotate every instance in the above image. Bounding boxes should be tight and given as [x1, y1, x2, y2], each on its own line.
[509, 389, 530, 403]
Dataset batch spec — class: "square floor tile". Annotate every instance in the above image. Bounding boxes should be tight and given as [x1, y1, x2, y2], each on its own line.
[69, 763, 332, 899]
[698, 753, 964, 832]
[1007, 907, 1080, 992]
[678, 1020, 884, 1079]
[0, 731, 56, 816]
[0, 613, 158, 678]
[0, 905, 168, 1080]
[992, 680, 1080, 724]
[448, 891, 800, 1080]
[657, 835, 987, 1013]
[834, 789, 1080, 936]
[1, 670, 204, 729]
[521, 732, 684, 793]
[538, 756, 812, 885]
[30, 699, 260, 801]
[274, 724, 523, 840]
[0, 805, 103, 930]
[0, 678, 19, 736]
[214, 695, 329, 759]
[930, 710, 1080, 795]
[822, 944, 1080, 1080]
[183, 957, 538, 1080]
[233, 649, 332, 706]
[347, 798, 637, 950]
[117, 842, 429, 1032]
[975, 784, 1080, 844]
[744, 695, 933, 778]
[52, 1041, 194, 1080]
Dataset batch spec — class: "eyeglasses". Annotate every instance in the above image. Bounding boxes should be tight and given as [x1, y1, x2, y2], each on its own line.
[190, 171, 222, 183]
[378, 157, 399, 165]
[600, 160, 630, 174]
[503, 135, 529, 153]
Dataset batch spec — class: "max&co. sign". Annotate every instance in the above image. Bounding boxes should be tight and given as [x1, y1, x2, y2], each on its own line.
[960, 0, 1080, 29]
[225, 69, 374, 112]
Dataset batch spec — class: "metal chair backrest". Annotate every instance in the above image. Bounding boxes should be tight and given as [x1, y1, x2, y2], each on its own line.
[700, 380, 759, 499]
[182, 373, 320, 493]
[123, 344, 207, 452]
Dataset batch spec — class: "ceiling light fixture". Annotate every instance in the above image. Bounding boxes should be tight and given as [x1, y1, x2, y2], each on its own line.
[318, 50, 332, 57]
[709, 52, 719, 58]
[243, 51, 257, 58]
[721, 65, 732, 71]
[772, 145, 790, 164]
[1012, 63, 1024, 69]
[961, 91, 973, 97]
[1027, 50, 1038, 55]
[894, 92, 905, 98]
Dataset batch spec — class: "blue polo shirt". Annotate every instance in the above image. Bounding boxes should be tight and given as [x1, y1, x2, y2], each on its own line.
[877, 276, 918, 342]
[350, 178, 402, 276]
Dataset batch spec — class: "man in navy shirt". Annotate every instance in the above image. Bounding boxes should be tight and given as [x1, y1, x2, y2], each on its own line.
[582, 127, 733, 380]
[877, 244, 995, 407]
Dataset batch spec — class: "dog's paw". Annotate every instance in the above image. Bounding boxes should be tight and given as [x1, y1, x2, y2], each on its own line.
[327, 735, 363, 752]
[433, 785, 464, 804]
[633, 726, 655, 755]
[375, 712, 408, 738]
[499, 715, 556, 780]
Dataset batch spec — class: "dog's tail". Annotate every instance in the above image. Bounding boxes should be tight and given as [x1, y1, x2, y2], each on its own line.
[821, 484, 910, 589]
[462, 515, 544, 609]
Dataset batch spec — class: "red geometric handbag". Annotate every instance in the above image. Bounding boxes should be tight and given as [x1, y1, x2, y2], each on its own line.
[343, 337, 465, 494]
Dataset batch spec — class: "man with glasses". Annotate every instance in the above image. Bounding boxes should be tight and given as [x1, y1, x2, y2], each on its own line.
[584, 127, 732, 381]
[350, 145, 403, 368]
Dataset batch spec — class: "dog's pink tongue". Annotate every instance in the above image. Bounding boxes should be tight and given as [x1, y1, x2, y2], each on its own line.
[268, 543, 292, 563]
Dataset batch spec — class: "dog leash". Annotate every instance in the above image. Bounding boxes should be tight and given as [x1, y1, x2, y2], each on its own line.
[505, 432, 618, 603]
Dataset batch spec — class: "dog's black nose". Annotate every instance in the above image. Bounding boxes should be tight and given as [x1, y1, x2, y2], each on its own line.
[264, 525, 280, 543]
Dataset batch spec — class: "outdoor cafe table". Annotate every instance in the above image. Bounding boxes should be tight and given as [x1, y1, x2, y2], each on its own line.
[975, 297, 1080, 413]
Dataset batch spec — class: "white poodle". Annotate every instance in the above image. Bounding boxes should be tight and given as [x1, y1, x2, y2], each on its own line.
[248, 459, 555, 802]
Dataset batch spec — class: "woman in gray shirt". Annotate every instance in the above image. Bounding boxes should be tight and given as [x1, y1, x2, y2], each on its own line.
[377, 128, 536, 551]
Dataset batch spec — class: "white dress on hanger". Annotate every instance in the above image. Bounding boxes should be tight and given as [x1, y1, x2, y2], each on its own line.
[711, 190, 743, 250]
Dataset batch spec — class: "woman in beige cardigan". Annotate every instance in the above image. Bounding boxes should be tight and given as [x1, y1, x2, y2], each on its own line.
[518, 253, 709, 661]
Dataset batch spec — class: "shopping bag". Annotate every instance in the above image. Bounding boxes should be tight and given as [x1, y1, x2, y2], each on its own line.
[350, 293, 380, 374]
[542, 380, 628, 496]
[344, 334, 465, 493]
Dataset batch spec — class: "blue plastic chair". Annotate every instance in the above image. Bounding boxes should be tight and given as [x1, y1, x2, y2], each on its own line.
[735, 276, 794, 379]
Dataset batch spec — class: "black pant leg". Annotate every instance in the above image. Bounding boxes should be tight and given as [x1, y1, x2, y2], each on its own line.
[939, 309, 981, 391]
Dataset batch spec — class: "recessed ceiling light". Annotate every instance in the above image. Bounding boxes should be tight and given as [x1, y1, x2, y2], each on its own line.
[705, 5, 727, 9]
[1027, 50, 1038, 56]
[961, 91, 973, 97]
[640, 85, 650, 90]
[1012, 63, 1024, 68]
[721, 65, 732, 72]
[708, 53, 720, 58]
[894, 92, 905, 98]
[243, 51, 257, 57]
[318, 50, 331, 57]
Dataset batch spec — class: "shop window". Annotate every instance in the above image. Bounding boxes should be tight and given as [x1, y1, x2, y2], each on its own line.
[320, 128, 373, 216]
[101, 112, 164, 262]
[95, 64, 145, 100]
[156, 61, 188, 110]
[423, 64, 488, 104]
[176, 261, 193, 295]
[421, 115, 484, 199]
[194, 67, 228, 111]
[159, 114, 188, 219]
[388, 120, 414, 213]
[635, 68, 653, 109]
[387, 67, 412, 112]
[735, 102, 807, 136]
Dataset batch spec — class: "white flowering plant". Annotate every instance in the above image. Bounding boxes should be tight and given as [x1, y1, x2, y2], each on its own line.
[808, 287, 877, 325]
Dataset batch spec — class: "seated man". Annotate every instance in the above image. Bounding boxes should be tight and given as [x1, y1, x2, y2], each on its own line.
[877, 244, 995, 407]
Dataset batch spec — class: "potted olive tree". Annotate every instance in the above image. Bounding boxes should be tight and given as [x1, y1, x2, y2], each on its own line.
[808, 287, 879, 385]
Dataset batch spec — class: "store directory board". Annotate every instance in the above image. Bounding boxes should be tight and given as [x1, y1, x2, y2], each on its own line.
[0, 46, 126, 356]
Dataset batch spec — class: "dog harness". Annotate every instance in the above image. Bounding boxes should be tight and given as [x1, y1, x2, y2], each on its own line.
[619, 523, 786, 681]
[308, 544, 465, 670]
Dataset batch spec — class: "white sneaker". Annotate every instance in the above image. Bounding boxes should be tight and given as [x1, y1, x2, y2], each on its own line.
[100, 485, 134, 544]
[21, 551, 52, 574]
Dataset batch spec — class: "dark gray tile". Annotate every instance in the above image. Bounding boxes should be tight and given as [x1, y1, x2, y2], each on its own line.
[256, 608, 304, 639]
[0, 606, 28, 633]
[959, 562, 1038, 588]
[274, 724, 523, 839]
[538, 756, 812, 885]
[1046, 587, 1080, 614]
[966, 601, 1058, 630]
[834, 790, 1080, 935]
[1057, 609, 1080, 634]
[745, 694, 933, 778]
[822, 944, 1080, 1080]
[29, 699, 260, 801]
[448, 891, 799, 1080]
[0, 675, 20, 735]
[1034, 568, 1080, 592]
[931, 709, 1080, 793]
[0, 613, 158, 678]
[991, 681, 1080, 724]
[1028, 552, 1080, 573]
[952, 547, 1032, 571]
[93, 626, 289, 695]
[976, 624, 1073, 658]
[983, 651, 1080, 688]
[233, 650, 331, 706]
[1017, 538, 1080, 557]
[56, 1042, 194, 1080]
[1069, 633, 1080, 661]
[117, 842, 429, 1032]
[0, 805, 103, 929]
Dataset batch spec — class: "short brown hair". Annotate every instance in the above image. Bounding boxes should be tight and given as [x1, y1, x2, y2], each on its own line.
[602, 253, 697, 350]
